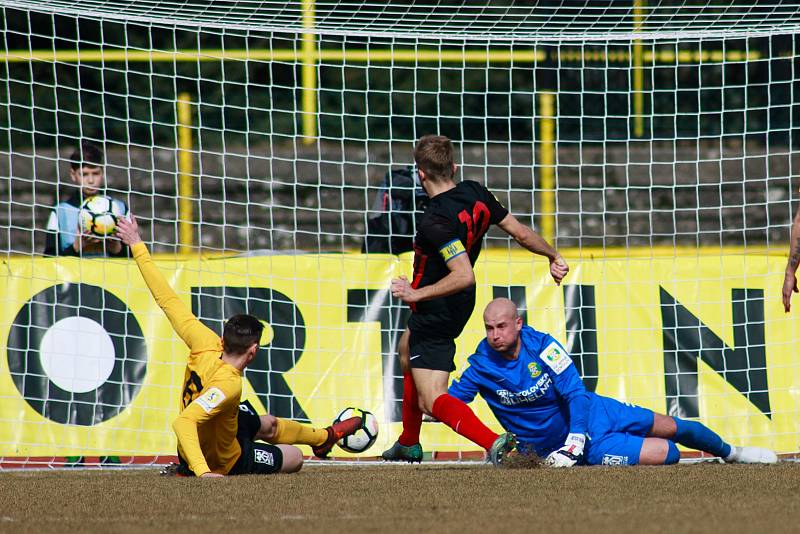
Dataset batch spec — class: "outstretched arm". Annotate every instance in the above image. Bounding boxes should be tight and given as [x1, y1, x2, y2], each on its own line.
[497, 213, 569, 285]
[117, 215, 218, 349]
[783, 203, 800, 312]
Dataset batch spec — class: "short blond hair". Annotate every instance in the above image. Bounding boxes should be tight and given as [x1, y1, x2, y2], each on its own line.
[413, 135, 455, 183]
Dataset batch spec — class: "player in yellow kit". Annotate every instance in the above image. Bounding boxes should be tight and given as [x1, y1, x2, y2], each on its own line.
[117, 214, 362, 477]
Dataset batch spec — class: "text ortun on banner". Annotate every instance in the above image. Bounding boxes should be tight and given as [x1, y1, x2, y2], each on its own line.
[0, 251, 796, 457]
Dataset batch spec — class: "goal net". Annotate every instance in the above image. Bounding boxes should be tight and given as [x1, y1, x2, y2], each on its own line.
[1, 1, 798, 467]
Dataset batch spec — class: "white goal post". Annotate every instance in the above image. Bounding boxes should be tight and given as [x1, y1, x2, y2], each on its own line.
[0, 1, 798, 467]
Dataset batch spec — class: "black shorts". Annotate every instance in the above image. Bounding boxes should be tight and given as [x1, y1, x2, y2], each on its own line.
[229, 400, 284, 475]
[407, 307, 473, 372]
[408, 330, 457, 372]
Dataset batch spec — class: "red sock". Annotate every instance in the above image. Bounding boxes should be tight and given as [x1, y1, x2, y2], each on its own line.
[398, 372, 422, 446]
[432, 394, 498, 450]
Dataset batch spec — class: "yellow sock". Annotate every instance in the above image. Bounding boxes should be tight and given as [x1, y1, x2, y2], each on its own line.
[272, 418, 328, 446]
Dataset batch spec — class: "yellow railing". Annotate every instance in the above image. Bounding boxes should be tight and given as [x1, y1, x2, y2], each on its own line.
[538, 92, 556, 245]
[301, 0, 317, 145]
[176, 92, 195, 253]
[1, 47, 758, 64]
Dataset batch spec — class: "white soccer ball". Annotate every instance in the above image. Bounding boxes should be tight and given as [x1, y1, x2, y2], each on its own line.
[335, 407, 379, 454]
[79, 195, 127, 237]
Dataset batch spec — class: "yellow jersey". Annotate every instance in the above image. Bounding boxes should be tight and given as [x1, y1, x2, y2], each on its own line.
[132, 242, 243, 476]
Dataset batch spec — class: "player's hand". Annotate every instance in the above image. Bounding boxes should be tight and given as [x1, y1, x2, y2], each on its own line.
[116, 214, 142, 247]
[545, 433, 585, 468]
[782, 270, 798, 312]
[200, 472, 224, 478]
[391, 275, 420, 303]
[549, 255, 569, 286]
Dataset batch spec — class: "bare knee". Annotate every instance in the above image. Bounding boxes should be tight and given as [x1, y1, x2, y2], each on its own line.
[418, 397, 434, 416]
[639, 438, 671, 465]
[278, 445, 303, 473]
[416, 385, 442, 415]
[412, 369, 449, 416]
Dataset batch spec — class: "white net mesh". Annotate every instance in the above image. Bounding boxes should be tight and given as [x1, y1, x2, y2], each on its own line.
[0, 1, 798, 467]
[5, 1, 800, 40]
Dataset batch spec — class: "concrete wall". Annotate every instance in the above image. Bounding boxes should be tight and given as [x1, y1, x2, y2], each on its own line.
[0, 139, 795, 254]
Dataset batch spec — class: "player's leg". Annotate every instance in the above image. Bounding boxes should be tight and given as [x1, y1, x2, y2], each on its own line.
[649, 413, 729, 457]
[399, 328, 410, 373]
[638, 437, 680, 465]
[595, 398, 718, 464]
[585, 396, 664, 465]
[648, 412, 776, 463]
[409, 333, 512, 459]
[411, 366, 447, 414]
[397, 328, 424, 446]
[231, 439, 301, 475]
[251, 408, 362, 459]
[647, 413, 730, 458]
[383, 328, 426, 462]
[383, 329, 508, 462]
[601, 397, 775, 463]
[413, 366, 501, 452]
[275, 444, 303, 473]
[584, 430, 679, 466]
[233, 405, 314, 470]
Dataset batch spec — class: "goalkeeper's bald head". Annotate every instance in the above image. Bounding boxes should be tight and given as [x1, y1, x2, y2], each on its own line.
[483, 298, 523, 357]
[484, 298, 519, 322]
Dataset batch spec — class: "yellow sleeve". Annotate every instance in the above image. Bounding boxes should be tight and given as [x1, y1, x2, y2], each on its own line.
[172, 378, 240, 476]
[131, 242, 219, 350]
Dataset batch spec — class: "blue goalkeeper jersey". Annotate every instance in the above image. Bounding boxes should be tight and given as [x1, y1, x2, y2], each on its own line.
[448, 325, 591, 457]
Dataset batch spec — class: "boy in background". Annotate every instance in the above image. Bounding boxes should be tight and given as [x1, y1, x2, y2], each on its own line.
[43, 140, 128, 257]
[46, 141, 128, 465]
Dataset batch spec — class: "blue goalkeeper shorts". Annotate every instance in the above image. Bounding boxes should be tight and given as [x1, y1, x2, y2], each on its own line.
[584, 395, 655, 466]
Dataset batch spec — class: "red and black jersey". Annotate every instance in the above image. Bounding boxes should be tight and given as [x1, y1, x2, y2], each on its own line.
[408, 180, 508, 330]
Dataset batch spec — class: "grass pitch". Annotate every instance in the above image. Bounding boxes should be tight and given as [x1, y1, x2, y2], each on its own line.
[0, 462, 798, 533]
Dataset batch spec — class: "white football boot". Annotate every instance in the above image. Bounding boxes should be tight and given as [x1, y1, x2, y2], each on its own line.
[724, 446, 778, 464]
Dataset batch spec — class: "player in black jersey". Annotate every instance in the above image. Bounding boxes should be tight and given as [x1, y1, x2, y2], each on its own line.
[382, 135, 569, 466]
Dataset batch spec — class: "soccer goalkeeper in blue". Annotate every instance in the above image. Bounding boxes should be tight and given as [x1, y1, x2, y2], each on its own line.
[448, 298, 778, 466]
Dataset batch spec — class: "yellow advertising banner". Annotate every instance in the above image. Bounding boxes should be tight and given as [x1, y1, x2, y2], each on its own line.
[0, 250, 797, 457]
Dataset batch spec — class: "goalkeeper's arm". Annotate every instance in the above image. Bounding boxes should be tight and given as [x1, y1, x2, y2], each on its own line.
[542, 339, 590, 468]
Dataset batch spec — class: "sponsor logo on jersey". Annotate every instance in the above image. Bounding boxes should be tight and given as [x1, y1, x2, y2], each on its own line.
[254, 449, 275, 465]
[528, 362, 542, 378]
[195, 386, 225, 413]
[438, 239, 465, 263]
[238, 403, 255, 415]
[496, 374, 552, 406]
[540, 342, 571, 375]
[602, 454, 630, 465]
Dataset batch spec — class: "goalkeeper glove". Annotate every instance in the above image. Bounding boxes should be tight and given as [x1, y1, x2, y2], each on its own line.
[545, 433, 585, 468]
